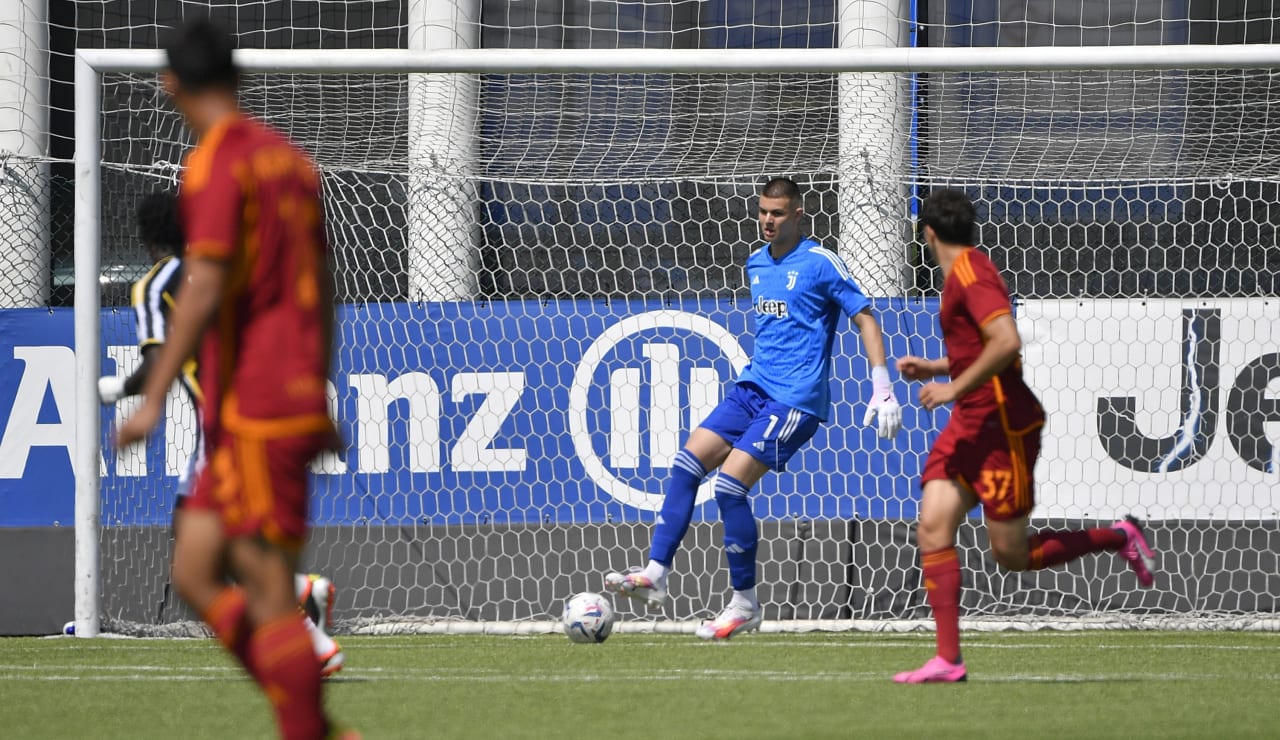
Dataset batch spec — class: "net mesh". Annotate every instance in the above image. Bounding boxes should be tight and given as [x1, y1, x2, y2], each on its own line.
[2, 1, 1279, 633]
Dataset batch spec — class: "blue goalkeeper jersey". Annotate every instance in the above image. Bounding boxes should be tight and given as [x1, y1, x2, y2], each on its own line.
[735, 236, 871, 421]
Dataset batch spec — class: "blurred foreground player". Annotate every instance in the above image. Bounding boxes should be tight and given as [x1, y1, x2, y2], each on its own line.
[115, 19, 355, 739]
[892, 189, 1156, 684]
[99, 191, 343, 676]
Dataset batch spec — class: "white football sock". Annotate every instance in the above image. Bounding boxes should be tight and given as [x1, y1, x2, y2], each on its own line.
[730, 587, 758, 609]
[302, 614, 336, 658]
[642, 560, 670, 585]
[294, 573, 311, 602]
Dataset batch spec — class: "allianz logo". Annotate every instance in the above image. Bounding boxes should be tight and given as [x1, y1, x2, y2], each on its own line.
[569, 311, 749, 510]
[0, 311, 748, 506]
[0, 344, 528, 478]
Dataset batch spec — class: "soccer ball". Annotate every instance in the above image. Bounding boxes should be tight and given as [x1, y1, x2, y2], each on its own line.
[562, 592, 615, 643]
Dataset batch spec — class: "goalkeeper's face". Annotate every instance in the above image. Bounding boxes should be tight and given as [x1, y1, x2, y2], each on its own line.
[758, 195, 802, 245]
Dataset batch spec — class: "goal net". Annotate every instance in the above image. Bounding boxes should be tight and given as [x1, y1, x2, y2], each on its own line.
[60, 5, 1280, 635]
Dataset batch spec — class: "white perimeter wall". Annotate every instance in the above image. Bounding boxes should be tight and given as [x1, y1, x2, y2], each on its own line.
[1019, 298, 1279, 520]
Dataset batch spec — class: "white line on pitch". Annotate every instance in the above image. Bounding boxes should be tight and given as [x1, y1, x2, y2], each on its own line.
[4, 669, 1277, 683]
[617, 640, 1280, 651]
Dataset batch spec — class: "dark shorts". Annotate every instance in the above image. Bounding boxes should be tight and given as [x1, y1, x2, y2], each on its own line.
[187, 432, 330, 551]
[699, 382, 822, 472]
[921, 407, 1044, 521]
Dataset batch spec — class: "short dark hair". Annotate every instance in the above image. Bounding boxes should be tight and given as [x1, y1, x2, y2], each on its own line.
[136, 191, 184, 256]
[163, 18, 238, 92]
[761, 177, 802, 204]
[920, 188, 976, 245]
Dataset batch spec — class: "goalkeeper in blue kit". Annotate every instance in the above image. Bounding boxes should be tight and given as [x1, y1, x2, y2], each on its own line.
[605, 177, 903, 639]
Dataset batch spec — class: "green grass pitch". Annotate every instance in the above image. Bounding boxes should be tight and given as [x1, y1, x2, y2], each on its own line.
[1, 631, 1275, 739]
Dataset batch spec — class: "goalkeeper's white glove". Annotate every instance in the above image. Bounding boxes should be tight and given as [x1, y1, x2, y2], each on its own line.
[861, 366, 902, 439]
[98, 376, 127, 404]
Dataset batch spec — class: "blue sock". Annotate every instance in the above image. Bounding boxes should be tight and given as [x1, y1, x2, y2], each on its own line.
[715, 473, 758, 591]
[649, 449, 707, 567]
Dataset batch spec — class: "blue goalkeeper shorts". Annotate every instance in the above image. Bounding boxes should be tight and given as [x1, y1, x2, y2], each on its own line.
[699, 382, 821, 472]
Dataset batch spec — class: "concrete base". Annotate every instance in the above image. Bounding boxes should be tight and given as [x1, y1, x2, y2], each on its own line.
[5, 519, 1277, 635]
[1, 528, 74, 635]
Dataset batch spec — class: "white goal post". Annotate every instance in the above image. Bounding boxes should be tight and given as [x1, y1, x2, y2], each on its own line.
[74, 45, 1280, 637]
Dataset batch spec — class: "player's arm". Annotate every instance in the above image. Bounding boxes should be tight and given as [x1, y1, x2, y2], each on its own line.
[851, 308, 901, 438]
[100, 262, 173, 404]
[821, 250, 902, 439]
[851, 308, 887, 368]
[947, 313, 1019, 396]
[896, 355, 949, 381]
[918, 314, 1019, 411]
[116, 259, 225, 446]
[99, 342, 161, 403]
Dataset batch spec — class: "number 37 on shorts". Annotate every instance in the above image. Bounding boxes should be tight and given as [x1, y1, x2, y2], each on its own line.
[921, 418, 1042, 521]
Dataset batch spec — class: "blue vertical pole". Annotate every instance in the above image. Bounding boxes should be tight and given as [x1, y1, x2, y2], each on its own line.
[908, 0, 922, 235]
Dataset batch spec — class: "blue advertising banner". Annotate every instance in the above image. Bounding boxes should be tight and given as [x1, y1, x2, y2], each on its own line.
[0, 299, 945, 527]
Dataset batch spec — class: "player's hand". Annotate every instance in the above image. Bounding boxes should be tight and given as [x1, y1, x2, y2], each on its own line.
[918, 381, 958, 411]
[896, 356, 936, 382]
[98, 376, 126, 404]
[862, 393, 902, 439]
[115, 398, 163, 449]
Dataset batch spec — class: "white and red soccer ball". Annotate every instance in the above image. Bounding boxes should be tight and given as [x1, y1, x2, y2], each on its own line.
[562, 592, 615, 643]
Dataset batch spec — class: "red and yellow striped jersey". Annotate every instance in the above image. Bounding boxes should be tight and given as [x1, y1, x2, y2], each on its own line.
[940, 247, 1041, 426]
[180, 112, 332, 444]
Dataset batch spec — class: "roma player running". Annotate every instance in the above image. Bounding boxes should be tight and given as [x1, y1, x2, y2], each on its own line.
[98, 191, 343, 677]
[606, 177, 903, 639]
[116, 19, 354, 739]
[892, 189, 1156, 684]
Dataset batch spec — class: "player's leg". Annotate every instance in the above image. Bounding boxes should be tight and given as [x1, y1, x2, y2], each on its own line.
[229, 536, 328, 740]
[171, 506, 267, 677]
[993, 515, 1123, 572]
[295, 573, 344, 677]
[650, 427, 734, 575]
[296, 573, 336, 632]
[984, 426, 1155, 585]
[172, 443, 271, 677]
[172, 508, 229, 614]
[988, 419, 1162, 581]
[693, 447, 770, 640]
[695, 400, 821, 640]
[605, 427, 732, 608]
[606, 386, 755, 609]
[893, 477, 975, 684]
[993, 517, 1154, 585]
[225, 433, 333, 740]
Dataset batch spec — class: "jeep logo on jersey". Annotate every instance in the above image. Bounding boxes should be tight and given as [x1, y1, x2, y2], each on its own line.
[755, 297, 789, 318]
[568, 311, 750, 511]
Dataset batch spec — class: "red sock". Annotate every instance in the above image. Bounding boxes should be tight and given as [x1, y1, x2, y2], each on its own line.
[1027, 528, 1125, 570]
[249, 614, 327, 740]
[203, 586, 259, 680]
[921, 547, 962, 664]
